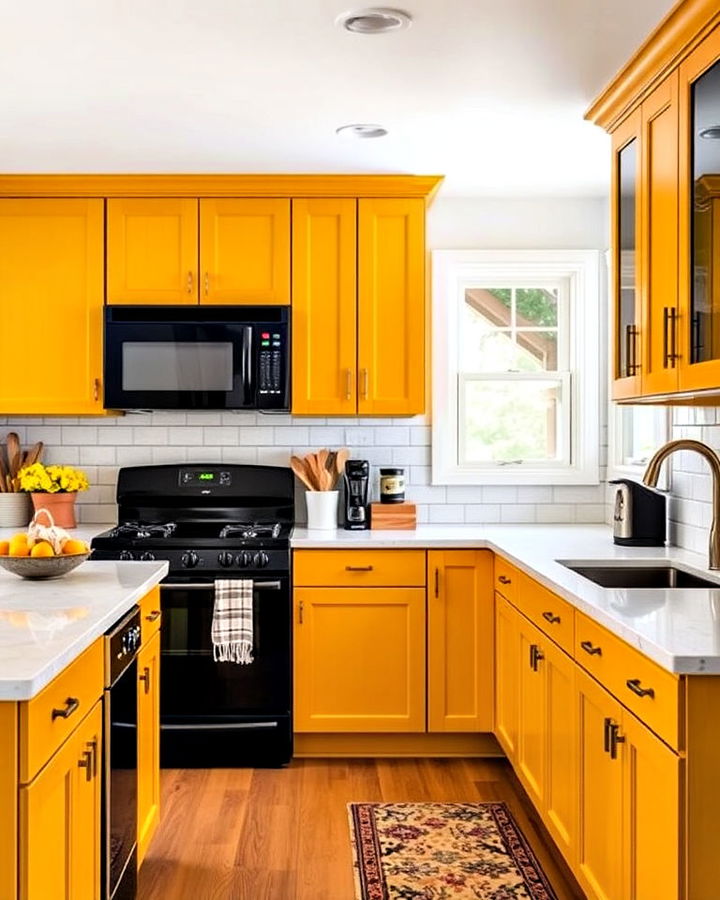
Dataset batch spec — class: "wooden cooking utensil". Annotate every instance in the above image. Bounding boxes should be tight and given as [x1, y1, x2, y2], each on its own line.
[335, 448, 350, 482]
[6, 432, 21, 478]
[290, 456, 315, 492]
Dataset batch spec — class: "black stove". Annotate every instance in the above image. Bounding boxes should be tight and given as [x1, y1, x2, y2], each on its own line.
[91, 463, 295, 768]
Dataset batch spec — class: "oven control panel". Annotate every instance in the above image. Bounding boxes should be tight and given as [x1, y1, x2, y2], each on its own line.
[179, 468, 232, 487]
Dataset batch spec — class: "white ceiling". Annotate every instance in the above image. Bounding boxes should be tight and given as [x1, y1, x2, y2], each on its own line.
[0, 0, 676, 196]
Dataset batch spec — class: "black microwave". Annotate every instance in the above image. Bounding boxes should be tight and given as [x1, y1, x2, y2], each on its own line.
[103, 305, 290, 411]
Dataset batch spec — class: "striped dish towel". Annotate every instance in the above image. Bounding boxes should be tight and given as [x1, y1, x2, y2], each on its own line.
[212, 579, 254, 664]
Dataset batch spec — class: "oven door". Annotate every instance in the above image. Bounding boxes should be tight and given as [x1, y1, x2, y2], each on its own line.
[103, 305, 289, 410]
[159, 577, 291, 721]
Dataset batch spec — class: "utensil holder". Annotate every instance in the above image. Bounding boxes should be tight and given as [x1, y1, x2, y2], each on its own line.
[305, 491, 339, 530]
[0, 492, 32, 528]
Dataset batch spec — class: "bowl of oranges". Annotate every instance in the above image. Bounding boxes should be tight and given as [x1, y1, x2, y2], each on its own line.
[0, 510, 90, 579]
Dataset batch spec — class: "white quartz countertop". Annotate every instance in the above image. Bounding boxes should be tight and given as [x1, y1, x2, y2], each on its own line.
[292, 525, 720, 675]
[0, 560, 168, 700]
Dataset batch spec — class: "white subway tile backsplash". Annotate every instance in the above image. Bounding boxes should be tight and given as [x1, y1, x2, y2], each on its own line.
[204, 427, 239, 446]
[168, 427, 204, 446]
[238, 426, 274, 445]
[274, 427, 308, 446]
[308, 427, 345, 445]
[61, 426, 98, 445]
[344, 427, 374, 447]
[501, 504, 536, 523]
[374, 427, 410, 446]
[429, 504, 465, 523]
[464, 504, 502, 523]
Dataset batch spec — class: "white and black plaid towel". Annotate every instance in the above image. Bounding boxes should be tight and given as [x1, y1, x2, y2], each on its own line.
[212, 579, 254, 664]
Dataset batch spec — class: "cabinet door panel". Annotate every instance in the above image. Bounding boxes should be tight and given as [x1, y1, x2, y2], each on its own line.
[291, 198, 357, 414]
[107, 198, 198, 304]
[358, 198, 425, 415]
[494, 593, 520, 760]
[544, 639, 577, 864]
[622, 711, 680, 900]
[517, 619, 546, 807]
[611, 110, 643, 400]
[641, 72, 679, 395]
[576, 669, 624, 900]
[427, 550, 493, 732]
[20, 702, 102, 900]
[294, 587, 425, 732]
[137, 631, 161, 867]
[200, 198, 290, 304]
[0, 199, 104, 415]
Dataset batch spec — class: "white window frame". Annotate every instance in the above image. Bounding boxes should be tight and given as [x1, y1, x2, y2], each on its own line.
[432, 249, 600, 486]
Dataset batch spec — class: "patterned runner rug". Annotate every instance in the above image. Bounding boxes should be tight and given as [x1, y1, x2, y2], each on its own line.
[348, 802, 558, 900]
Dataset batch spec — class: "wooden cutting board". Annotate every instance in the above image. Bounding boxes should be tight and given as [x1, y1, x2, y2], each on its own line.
[370, 502, 417, 530]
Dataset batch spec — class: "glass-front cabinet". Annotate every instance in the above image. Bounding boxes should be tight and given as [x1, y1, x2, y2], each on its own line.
[611, 110, 642, 399]
[680, 29, 720, 391]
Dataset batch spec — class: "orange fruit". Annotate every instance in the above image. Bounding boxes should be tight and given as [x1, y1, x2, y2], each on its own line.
[62, 539, 88, 556]
[0, 541, 9, 556]
[8, 540, 30, 557]
[30, 541, 54, 558]
[10, 532, 28, 544]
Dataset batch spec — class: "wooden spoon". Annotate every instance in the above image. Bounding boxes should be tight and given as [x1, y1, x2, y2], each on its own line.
[6, 432, 21, 478]
[290, 456, 315, 492]
[304, 453, 324, 491]
[335, 448, 350, 484]
[25, 441, 44, 467]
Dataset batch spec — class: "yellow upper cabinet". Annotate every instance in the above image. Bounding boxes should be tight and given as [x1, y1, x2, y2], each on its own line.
[199, 198, 290, 305]
[107, 198, 199, 305]
[291, 198, 357, 415]
[358, 198, 425, 415]
[0, 199, 104, 415]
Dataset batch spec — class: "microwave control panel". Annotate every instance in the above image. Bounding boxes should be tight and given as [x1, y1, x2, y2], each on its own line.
[258, 329, 285, 397]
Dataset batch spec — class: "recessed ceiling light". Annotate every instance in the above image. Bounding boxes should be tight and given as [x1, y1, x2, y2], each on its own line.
[700, 126, 720, 139]
[336, 7, 412, 34]
[336, 123, 389, 139]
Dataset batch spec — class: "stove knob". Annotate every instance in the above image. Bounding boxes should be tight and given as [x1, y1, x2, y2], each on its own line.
[119, 550, 134, 561]
[218, 551, 235, 568]
[140, 551, 156, 561]
[181, 550, 200, 569]
[254, 551, 269, 568]
[236, 551, 253, 568]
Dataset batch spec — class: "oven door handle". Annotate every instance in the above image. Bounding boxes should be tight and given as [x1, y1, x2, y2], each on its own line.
[162, 581, 282, 591]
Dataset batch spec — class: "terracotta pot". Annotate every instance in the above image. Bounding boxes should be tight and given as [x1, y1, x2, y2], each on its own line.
[31, 493, 78, 529]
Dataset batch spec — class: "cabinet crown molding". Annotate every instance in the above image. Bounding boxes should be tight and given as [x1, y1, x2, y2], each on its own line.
[586, 0, 720, 131]
[0, 173, 444, 202]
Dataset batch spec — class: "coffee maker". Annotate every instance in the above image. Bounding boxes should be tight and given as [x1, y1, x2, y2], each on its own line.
[344, 460, 370, 530]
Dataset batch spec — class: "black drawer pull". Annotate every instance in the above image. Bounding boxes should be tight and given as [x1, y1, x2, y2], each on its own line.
[498, 575, 512, 585]
[145, 609, 161, 622]
[346, 565, 374, 572]
[626, 678, 655, 699]
[52, 697, 80, 721]
[580, 640, 602, 656]
[139, 666, 151, 694]
[542, 611, 561, 624]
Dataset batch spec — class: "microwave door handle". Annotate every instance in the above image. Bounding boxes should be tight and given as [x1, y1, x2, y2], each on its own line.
[241, 326, 253, 398]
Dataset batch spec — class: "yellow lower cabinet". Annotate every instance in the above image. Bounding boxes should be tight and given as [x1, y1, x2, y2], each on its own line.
[137, 631, 161, 867]
[576, 668, 625, 900]
[427, 550, 493, 732]
[294, 587, 426, 732]
[542, 637, 577, 864]
[494, 593, 520, 760]
[517, 617, 546, 807]
[622, 710, 680, 900]
[20, 701, 103, 900]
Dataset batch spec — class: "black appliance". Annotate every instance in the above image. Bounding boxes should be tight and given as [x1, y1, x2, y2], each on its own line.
[103, 305, 290, 410]
[344, 459, 370, 530]
[91, 464, 294, 767]
[610, 478, 667, 546]
[104, 606, 142, 900]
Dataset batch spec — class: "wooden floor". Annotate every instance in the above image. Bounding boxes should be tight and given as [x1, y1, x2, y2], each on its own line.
[138, 758, 584, 900]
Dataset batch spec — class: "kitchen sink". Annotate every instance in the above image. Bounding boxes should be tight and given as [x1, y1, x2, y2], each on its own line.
[560, 563, 720, 590]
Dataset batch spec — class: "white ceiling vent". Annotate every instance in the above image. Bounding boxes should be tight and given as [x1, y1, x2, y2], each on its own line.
[336, 8, 412, 34]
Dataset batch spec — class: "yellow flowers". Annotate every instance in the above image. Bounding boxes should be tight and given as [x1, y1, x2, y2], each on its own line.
[18, 463, 89, 494]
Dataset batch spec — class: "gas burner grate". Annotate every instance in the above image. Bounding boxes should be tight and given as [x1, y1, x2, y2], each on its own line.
[219, 523, 281, 540]
[112, 521, 177, 540]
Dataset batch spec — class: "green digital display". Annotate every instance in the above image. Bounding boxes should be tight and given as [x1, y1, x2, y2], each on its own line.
[198, 473, 215, 481]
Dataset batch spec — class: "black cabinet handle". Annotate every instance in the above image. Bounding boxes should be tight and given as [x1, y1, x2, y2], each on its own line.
[434, 568, 440, 598]
[145, 610, 161, 622]
[78, 749, 93, 782]
[139, 666, 151, 694]
[529, 644, 544, 671]
[498, 575, 512, 585]
[51, 697, 80, 721]
[609, 722, 625, 759]
[603, 717, 612, 753]
[542, 611, 561, 625]
[346, 565, 373, 572]
[580, 640, 602, 656]
[626, 678, 655, 699]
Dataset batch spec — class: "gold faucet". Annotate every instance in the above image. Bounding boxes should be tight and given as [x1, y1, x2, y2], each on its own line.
[643, 439, 720, 569]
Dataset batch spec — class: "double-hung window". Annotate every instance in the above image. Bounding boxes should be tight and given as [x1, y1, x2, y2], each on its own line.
[432, 250, 600, 485]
